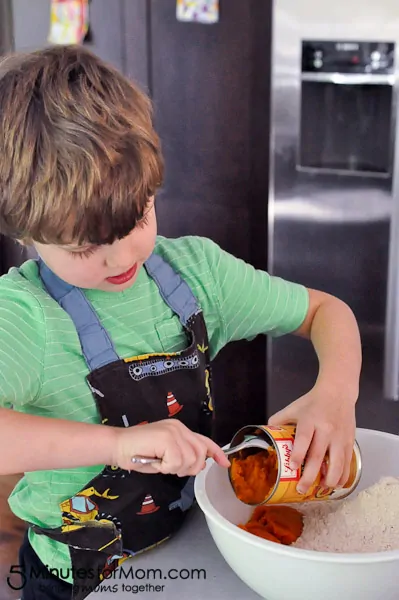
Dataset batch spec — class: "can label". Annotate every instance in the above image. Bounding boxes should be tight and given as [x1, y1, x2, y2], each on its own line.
[274, 439, 299, 481]
[228, 423, 362, 506]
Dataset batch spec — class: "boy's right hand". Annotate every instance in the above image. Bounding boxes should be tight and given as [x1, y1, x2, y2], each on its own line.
[112, 419, 230, 476]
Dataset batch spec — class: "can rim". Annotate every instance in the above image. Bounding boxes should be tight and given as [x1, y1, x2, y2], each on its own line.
[227, 424, 281, 506]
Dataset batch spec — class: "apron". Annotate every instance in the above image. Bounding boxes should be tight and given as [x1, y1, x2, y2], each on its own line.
[29, 253, 214, 600]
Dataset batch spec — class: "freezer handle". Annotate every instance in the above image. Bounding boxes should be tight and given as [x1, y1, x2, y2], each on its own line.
[383, 80, 399, 400]
[301, 72, 396, 85]
[383, 222, 399, 400]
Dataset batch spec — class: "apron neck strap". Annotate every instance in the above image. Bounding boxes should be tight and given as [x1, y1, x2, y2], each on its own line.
[37, 252, 201, 372]
[38, 259, 120, 371]
[144, 253, 200, 327]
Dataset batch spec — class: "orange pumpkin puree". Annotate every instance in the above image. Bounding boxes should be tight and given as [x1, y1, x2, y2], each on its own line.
[238, 505, 304, 545]
[230, 449, 278, 504]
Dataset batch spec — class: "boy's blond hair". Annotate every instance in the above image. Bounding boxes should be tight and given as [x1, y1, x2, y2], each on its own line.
[0, 45, 164, 246]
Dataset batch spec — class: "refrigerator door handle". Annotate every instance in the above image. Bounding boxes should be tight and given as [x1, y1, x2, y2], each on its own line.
[384, 90, 399, 401]
[301, 72, 396, 85]
[383, 234, 399, 400]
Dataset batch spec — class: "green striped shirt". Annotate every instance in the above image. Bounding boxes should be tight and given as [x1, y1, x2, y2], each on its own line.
[1, 235, 308, 579]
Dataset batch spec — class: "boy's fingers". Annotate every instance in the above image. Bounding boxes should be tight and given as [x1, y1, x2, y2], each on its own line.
[196, 434, 230, 467]
[296, 433, 328, 494]
[267, 406, 294, 426]
[213, 451, 230, 467]
[289, 420, 314, 470]
[322, 442, 345, 489]
[209, 444, 231, 467]
[178, 435, 212, 475]
[336, 445, 354, 487]
[159, 443, 185, 474]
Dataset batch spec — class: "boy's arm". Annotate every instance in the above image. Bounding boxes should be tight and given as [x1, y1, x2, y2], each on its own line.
[199, 237, 361, 494]
[294, 288, 361, 400]
[268, 288, 361, 494]
[0, 282, 119, 475]
[0, 406, 228, 476]
[0, 406, 117, 474]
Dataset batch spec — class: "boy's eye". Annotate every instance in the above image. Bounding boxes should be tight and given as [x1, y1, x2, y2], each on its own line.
[69, 247, 97, 259]
[65, 210, 151, 260]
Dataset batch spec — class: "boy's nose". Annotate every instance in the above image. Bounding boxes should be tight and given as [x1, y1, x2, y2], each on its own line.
[106, 238, 134, 270]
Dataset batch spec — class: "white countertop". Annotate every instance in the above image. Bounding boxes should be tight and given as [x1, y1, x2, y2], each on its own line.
[90, 505, 262, 599]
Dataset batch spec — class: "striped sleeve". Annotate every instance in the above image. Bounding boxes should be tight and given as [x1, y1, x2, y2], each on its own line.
[0, 283, 45, 408]
[201, 237, 309, 347]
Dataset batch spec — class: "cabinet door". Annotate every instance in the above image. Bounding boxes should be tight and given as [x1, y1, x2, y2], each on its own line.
[130, 0, 272, 443]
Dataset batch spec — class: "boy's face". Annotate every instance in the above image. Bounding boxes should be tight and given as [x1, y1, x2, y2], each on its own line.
[33, 199, 157, 292]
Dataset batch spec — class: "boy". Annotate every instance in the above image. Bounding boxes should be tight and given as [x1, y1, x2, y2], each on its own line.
[0, 45, 361, 600]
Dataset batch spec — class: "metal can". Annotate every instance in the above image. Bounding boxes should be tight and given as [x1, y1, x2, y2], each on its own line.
[228, 423, 362, 505]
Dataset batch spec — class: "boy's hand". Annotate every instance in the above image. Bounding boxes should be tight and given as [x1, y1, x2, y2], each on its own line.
[112, 419, 230, 476]
[268, 386, 356, 494]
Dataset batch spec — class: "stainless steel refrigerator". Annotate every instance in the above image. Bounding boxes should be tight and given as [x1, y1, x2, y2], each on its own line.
[267, 0, 399, 416]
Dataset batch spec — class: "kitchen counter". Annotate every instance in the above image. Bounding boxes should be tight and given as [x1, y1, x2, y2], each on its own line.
[91, 506, 262, 599]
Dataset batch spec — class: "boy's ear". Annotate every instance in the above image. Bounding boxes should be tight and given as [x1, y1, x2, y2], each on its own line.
[16, 238, 33, 247]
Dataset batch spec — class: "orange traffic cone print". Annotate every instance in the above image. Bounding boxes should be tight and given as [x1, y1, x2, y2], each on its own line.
[166, 391, 183, 417]
[137, 494, 160, 515]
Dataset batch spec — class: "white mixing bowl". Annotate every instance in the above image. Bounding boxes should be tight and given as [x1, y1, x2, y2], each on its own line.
[194, 427, 399, 600]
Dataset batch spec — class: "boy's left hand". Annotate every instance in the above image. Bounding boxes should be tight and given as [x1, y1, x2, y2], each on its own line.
[267, 386, 356, 494]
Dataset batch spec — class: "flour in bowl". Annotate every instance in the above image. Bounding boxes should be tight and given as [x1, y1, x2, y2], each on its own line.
[292, 476, 399, 552]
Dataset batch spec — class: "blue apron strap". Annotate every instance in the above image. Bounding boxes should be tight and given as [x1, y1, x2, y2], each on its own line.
[37, 251, 200, 372]
[38, 259, 120, 371]
[144, 253, 201, 327]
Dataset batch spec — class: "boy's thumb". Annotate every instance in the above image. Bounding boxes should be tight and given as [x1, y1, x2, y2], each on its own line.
[267, 406, 295, 426]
